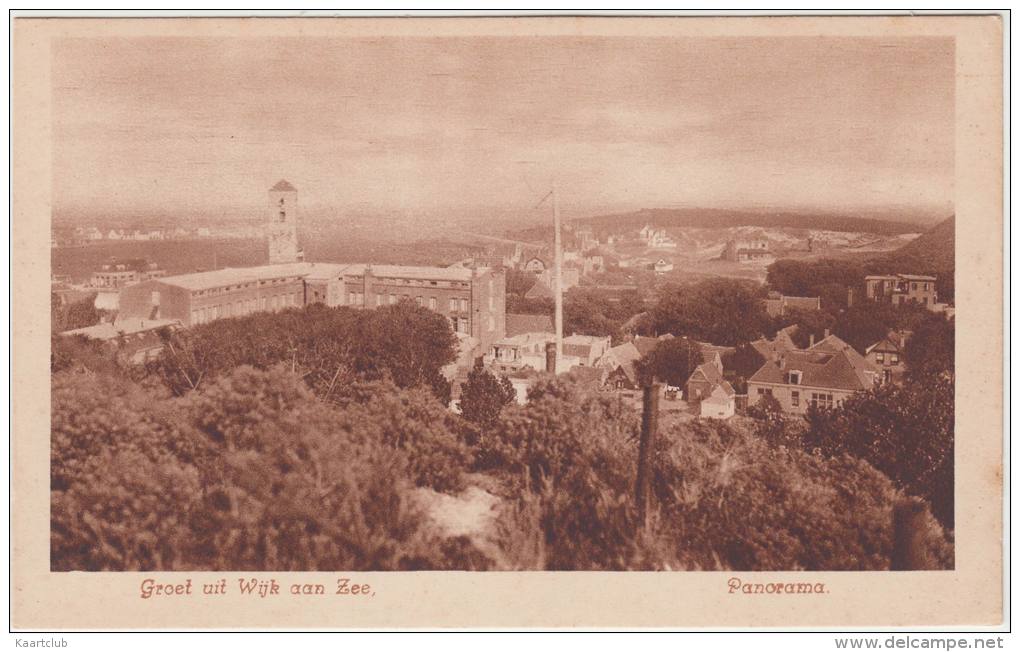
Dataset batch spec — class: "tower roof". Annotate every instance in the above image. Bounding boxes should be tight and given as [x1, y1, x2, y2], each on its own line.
[270, 179, 297, 192]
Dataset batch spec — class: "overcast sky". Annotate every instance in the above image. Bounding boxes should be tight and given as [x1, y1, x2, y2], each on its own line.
[53, 36, 953, 217]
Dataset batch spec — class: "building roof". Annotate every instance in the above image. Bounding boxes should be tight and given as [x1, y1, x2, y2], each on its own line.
[147, 261, 474, 292]
[694, 340, 735, 359]
[599, 341, 642, 385]
[688, 360, 724, 386]
[494, 332, 554, 349]
[865, 330, 912, 355]
[524, 278, 553, 300]
[764, 294, 821, 317]
[346, 264, 474, 282]
[750, 325, 800, 359]
[704, 380, 736, 402]
[150, 262, 319, 291]
[748, 337, 877, 392]
[562, 334, 609, 359]
[271, 179, 297, 192]
[865, 273, 936, 282]
[632, 334, 673, 357]
[505, 313, 554, 337]
[62, 318, 180, 340]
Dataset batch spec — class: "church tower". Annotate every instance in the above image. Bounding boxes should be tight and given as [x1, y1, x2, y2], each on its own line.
[267, 179, 301, 264]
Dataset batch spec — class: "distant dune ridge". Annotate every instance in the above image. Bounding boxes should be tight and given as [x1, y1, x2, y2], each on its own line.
[571, 208, 927, 236]
[893, 215, 956, 272]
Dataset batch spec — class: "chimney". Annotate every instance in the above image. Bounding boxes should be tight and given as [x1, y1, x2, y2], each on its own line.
[779, 354, 786, 370]
[545, 341, 557, 374]
[809, 333, 815, 347]
[824, 328, 830, 339]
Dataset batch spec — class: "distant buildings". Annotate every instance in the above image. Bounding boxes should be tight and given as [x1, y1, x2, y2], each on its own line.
[637, 224, 678, 249]
[114, 181, 507, 351]
[60, 318, 182, 364]
[722, 238, 771, 262]
[118, 261, 507, 351]
[487, 332, 610, 374]
[864, 274, 938, 307]
[763, 291, 821, 317]
[91, 258, 166, 289]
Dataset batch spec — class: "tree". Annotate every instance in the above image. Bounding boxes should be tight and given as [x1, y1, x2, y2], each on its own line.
[766, 258, 865, 306]
[746, 393, 796, 446]
[904, 315, 954, 381]
[459, 363, 517, 427]
[51, 292, 103, 333]
[634, 337, 704, 387]
[651, 278, 769, 345]
[803, 374, 954, 529]
[723, 342, 766, 384]
[145, 302, 457, 402]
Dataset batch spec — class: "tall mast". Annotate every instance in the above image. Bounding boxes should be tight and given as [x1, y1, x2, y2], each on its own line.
[553, 184, 563, 367]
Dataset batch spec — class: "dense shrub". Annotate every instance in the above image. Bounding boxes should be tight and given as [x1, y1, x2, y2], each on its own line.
[145, 302, 455, 402]
[481, 377, 648, 569]
[51, 366, 482, 571]
[803, 373, 954, 529]
[51, 373, 211, 570]
[340, 381, 474, 493]
[482, 378, 953, 571]
[458, 363, 516, 428]
[649, 419, 951, 570]
[51, 292, 104, 333]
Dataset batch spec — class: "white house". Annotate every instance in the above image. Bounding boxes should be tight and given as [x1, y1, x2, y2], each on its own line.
[699, 381, 736, 419]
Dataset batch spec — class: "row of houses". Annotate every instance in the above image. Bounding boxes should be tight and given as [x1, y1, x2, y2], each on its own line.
[484, 310, 917, 421]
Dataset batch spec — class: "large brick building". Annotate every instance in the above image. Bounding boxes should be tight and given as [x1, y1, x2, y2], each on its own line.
[118, 180, 506, 349]
[118, 261, 507, 350]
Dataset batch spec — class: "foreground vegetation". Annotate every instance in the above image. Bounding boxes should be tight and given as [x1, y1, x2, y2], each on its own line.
[52, 303, 953, 571]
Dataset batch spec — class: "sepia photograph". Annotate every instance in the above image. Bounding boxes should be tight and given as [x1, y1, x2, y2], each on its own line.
[12, 12, 1004, 631]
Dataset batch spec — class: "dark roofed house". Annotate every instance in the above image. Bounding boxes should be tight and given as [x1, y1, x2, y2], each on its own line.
[750, 324, 800, 360]
[763, 291, 822, 317]
[685, 354, 724, 402]
[505, 313, 555, 337]
[524, 278, 554, 300]
[747, 333, 879, 414]
[865, 330, 911, 385]
[596, 341, 643, 390]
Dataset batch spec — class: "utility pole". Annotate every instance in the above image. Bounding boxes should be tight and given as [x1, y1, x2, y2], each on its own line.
[636, 383, 661, 528]
[553, 184, 563, 368]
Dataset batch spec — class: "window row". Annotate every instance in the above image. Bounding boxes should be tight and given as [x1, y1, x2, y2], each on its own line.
[347, 293, 470, 313]
[191, 293, 301, 324]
